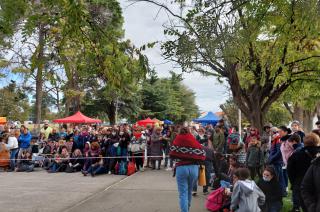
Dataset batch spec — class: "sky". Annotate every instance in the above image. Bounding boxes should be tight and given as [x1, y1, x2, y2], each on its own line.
[120, 1, 229, 113]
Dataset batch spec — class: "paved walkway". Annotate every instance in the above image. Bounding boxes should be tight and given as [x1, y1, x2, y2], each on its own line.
[0, 169, 208, 212]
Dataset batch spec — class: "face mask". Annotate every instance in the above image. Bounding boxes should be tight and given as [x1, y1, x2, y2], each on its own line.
[112, 132, 116, 136]
[263, 176, 271, 182]
[119, 132, 124, 136]
[141, 135, 146, 140]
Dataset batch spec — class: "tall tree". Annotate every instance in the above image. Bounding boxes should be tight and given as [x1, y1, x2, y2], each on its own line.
[140, 72, 199, 123]
[0, 81, 30, 121]
[136, 0, 320, 130]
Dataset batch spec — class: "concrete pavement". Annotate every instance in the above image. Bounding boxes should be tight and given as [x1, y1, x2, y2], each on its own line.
[0, 169, 125, 212]
[0, 169, 208, 212]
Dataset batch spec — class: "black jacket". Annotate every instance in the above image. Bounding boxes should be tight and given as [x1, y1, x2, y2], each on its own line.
[287, 146, 320, 188]
[301, 156, 320, 212]
[257, 177, 282, 204]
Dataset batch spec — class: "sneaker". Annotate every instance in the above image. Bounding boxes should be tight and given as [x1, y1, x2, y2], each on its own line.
[108, 171, 112, 175]
[192, 192, 197, 196]
[139, 167, 145, 172]
[81, 170, 88, 176]
[165, 167, 173, 171]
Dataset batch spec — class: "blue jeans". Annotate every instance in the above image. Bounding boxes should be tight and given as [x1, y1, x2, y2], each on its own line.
[176, 165, 199, 212]
[88, 165, 107, 175]
[10, 149, 19, 170]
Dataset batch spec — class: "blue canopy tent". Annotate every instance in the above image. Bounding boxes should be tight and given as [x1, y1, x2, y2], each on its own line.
[164, 119, 173, 125]
[193, 112, 220, 125]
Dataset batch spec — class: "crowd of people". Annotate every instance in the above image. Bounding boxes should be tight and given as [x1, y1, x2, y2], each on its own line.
[1, 119, 320, 212]
[0, 121, 175, 176]
[170, 119, 320, 212]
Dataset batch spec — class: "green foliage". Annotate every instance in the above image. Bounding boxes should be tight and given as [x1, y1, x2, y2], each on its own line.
[0, 81, 30, 121]
[140, 72, 199, 123]
[220, 98, 249, 127]
[265, 101, 292, 126]
[149, 0, 320, 129]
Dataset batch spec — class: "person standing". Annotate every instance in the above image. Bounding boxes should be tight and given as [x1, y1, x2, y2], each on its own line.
[18, 127, 32, 158]
[129, 130, 146, 172]
[261, 126, 272, 165]
[278, 126, 293, 196]
[5, 130, 20, 171]
[257, 166, 283, 212]
[150, 127, 163, 170]
[291, 121, 305, 143]
[246, 137, 264, 180]
[288, 133, 320, 212]
[40, 121, 52, 140]
[212, 126, 225, 153]
[267, 128, 285, 196]
[301, 154, 320, 212]
[170, 127, 205, 212]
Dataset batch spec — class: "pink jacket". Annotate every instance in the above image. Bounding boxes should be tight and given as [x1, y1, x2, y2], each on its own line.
[280, 141, 294, 166]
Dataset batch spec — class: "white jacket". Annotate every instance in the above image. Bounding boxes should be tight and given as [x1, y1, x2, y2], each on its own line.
[6, 136, 19, 150]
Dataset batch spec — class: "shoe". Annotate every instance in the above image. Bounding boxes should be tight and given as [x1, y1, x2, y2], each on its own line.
[192, 192, 197, 196]
[91, 172, 95, 177]
[139, 167, 145, 172]
[203, 191, 209, 195]
[108, 171, 112, 175]
[165, 167, 172, 171]
[81, 170, 88, 176]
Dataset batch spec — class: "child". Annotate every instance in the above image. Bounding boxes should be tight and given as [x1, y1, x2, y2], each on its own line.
[230, 168, 265, 212]
[246, 137, 264, 180]
[257, 166, 283, 212]
[16, 150, 34, 172]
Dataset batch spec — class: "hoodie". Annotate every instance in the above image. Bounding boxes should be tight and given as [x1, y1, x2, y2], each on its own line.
[231, 180, 265, 212]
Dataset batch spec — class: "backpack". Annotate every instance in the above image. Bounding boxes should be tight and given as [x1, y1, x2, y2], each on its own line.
[119, 161, 127, 175]
[228, 133, 240, 151]
[205, 187, 226, 211]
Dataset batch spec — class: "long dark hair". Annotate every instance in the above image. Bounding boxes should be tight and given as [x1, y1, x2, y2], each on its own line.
[264, 165, 278, 181]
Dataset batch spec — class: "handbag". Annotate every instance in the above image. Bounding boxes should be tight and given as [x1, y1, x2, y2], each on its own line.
[127, 157, 136, 176]
[127, 153, 136, 176]
[198, 165, 206, 186]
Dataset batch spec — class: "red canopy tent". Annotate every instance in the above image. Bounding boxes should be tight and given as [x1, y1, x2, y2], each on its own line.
[53, 111, 102, 124]
[137, 117, 156, 126]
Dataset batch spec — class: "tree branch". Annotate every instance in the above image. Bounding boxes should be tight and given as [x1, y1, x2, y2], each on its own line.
[283, 102, 294, 116]
[285, 55, 320, 66]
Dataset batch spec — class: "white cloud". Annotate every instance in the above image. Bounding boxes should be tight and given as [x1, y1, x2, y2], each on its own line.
[120, 1, 229, 112]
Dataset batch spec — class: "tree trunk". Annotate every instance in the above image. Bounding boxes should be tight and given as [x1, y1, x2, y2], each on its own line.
[303, 110, 314, 133]
[65, 98, 70, 116]
[248, 107, 264, 132]
[316, 102, 320, 121]
[293, 104, 303, 122]
[35, 24, 45, 126]
[107, 101, 116, 125]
